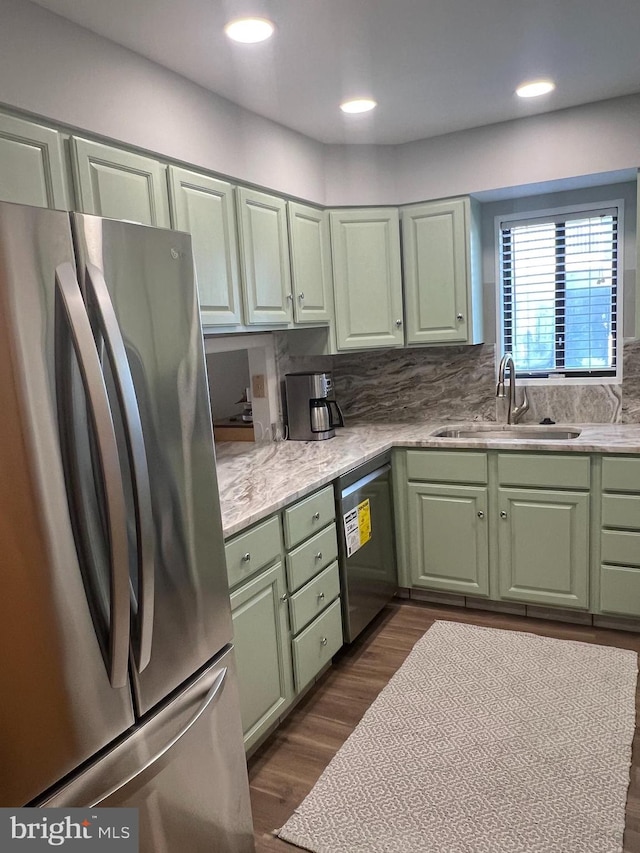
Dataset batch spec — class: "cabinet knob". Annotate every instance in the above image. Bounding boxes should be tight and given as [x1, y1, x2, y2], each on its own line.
[500, 510, 508, 519]
[286, 293, 293, 301]
[320, 637, 328, 646]
[280, 593, 288, 602]
[477, 511, 484, 519]
[315, 551, 323, 561]
[242, 552, 251, 562]
[457, 313, 464, 321]
[312, 512, 320, 521]
[317, 591, 325, 601]
[396, 319, 402, 327]
[298, 292, 305, 301]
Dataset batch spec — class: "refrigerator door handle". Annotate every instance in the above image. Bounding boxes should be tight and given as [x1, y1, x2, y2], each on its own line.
[84, 262, 155, 673]
[55, 262, 131, 689]
[91, 666, 228, 805]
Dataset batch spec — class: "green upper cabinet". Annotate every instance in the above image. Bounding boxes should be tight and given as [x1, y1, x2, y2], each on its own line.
[168, 166, 242, 326]
[401, 197, 483, 345]
[0, 113, 69, 210]
[330, 208, 404, 350]
[236, 187, 292, 325]
[287, 201, 333, 325]
[70, 137, 170, 227]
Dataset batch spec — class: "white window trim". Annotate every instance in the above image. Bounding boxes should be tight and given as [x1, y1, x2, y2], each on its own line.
[494, 199, 624, 386]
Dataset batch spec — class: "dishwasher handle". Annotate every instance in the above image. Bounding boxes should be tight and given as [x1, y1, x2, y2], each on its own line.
[340, 463, 391, 500]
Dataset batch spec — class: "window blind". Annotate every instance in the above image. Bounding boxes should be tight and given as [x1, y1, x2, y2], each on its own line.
[500, 208, 618, 378]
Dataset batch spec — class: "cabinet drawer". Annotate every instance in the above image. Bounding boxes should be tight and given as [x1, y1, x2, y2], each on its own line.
[406, 450, 487, 484]
[289, 561, 340, 635]
[602, 494, 640, 530]
[600, 565, 640, 617]
[286, 524, 338, 592]
[497, 454, 590, 489]
[602, 456, 640, 493]
[283, 485, 336, 549]
[601, 529, 640, 568]
[225, 515, 282, 589]
[292, 598, 343, 691]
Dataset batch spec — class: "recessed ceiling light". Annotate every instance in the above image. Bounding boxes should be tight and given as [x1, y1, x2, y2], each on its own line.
[516, 79, 556, 98]
[340, 98, 377, 114]
[224, 17, 275, 43]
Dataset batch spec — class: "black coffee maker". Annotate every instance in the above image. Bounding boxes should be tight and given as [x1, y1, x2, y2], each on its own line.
[285, 372, 344, 440]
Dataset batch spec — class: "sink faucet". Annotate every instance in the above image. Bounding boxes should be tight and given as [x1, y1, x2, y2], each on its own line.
[497, 354, 529, 424]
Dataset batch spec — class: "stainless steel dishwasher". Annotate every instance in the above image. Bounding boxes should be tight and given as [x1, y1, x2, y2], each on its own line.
[335, 452, 398, 642]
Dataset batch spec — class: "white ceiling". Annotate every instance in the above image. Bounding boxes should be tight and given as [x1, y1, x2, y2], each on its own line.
[29, 0, 640, 145]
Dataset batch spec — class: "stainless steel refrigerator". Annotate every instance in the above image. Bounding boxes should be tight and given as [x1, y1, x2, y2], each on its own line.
[0, 201, 255, 852]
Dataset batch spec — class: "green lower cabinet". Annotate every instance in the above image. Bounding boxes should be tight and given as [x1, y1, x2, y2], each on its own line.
[599, 565, 640, 617]
[498, 488, 589, 608]
[230, 561, 293, 752]
[407, 483, 489, 596]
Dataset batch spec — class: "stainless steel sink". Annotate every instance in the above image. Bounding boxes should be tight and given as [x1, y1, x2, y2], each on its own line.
[432, 426, 582, 440]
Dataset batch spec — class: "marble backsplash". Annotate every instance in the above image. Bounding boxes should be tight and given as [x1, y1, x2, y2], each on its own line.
[274, 335, 640, 426]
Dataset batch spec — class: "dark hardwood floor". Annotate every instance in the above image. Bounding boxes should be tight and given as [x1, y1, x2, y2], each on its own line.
[247, 599, 640, 853]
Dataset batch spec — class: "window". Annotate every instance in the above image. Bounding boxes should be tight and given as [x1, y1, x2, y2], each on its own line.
[498, 203, 621, 381]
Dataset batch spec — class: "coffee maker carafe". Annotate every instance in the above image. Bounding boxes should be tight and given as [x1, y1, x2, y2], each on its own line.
[285, 372, 344, 441]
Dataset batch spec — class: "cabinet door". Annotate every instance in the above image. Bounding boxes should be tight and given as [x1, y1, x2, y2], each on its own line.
[288, 201, 333, 324]
[71, 137, 170, 226]
[0, 113, 69, 209]
[407, 483, 489, 596]
[498, 488, 589, 608]
[236, 187, 292, 325]
[402, 198, 477, 345]
[330, 208, 404, 350]
[168, 166, 242, 326]
[230, 562, 293, 751]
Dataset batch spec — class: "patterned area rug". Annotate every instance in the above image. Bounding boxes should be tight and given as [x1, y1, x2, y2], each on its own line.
[278, 620, 638, 853]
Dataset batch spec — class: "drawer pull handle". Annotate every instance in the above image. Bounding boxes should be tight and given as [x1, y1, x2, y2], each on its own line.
[312, 512, 321, 521]
[320, 637, 328, 646]
[280, 593, 288, 602]
[317, 592, 325, 601]
[315, 552, 323, 561]
[500, 511, 508, 519]
[242, 552, 251, 562]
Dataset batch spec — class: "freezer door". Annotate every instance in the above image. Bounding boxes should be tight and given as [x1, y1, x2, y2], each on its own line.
[40, 647, 255, 853]
[71, 214, 234, 715]
[0, 202, 135, 806]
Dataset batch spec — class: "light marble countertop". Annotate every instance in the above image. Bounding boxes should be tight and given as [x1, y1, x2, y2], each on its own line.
[215, 422, 640, 538]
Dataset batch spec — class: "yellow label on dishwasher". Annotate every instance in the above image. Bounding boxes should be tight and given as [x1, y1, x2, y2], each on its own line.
[343, 498, 372, 557]
[358, 498, 372, 546]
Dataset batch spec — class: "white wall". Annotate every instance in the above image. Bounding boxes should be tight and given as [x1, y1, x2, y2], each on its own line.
[0, 0, 329, 202]
[392, 96, 640, 206]
[1, 0, 639, 208]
